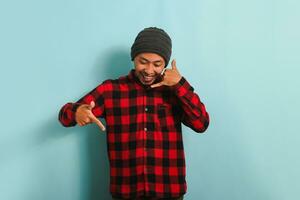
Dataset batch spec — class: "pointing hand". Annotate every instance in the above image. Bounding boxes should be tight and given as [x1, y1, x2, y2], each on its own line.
[75, 101, 106, 131]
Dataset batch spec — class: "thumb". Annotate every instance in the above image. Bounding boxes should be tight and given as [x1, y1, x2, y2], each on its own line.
[88, 101, 95, 109]
[171, 59, 177, 71]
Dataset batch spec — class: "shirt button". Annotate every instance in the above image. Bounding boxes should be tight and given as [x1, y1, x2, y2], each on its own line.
[144, 127, 147, 131]
[145, 107, 148, 112]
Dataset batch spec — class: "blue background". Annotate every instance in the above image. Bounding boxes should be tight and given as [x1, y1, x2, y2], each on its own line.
[1, 0, 299, 199]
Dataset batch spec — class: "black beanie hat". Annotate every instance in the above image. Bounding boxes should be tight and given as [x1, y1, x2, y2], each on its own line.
[131, 27, 172, 67]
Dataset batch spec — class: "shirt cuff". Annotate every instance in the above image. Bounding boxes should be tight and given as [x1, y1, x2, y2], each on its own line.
[72, 103, 83, 112]
[171, 77, 193, 97]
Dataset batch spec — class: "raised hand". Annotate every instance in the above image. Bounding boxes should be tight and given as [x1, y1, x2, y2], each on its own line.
[151, 59, 182, 88]
[75, 101, 106, 131]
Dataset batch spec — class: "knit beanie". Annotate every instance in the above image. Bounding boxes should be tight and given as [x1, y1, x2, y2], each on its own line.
[131, 27, 172, 67]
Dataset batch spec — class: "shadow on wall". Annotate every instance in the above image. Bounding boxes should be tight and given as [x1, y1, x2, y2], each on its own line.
[44, 48, 132, 200]
[83, 48, 132, 200]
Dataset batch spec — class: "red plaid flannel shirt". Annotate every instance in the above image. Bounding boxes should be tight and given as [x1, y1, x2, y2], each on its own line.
[58, 70, 209, 199]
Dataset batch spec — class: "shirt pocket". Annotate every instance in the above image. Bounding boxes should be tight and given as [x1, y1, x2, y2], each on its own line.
[156, 103, 174, 131]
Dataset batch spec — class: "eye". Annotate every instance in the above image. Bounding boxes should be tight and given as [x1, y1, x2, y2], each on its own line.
[154, 63, 162, 67]
[140, 60, 147, 64]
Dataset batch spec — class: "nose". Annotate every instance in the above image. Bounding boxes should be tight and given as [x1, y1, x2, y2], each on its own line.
[144, 63, 155, 75]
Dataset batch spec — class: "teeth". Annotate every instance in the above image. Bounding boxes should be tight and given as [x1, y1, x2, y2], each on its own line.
[142, 73, 155, 82]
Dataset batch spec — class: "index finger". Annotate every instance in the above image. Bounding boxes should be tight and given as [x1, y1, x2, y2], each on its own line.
[90, 115, 106, 131]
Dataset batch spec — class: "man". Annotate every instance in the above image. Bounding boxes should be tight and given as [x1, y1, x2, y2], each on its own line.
[58, 27, 210, 200]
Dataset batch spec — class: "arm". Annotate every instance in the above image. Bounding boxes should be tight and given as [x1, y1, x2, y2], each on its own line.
[58, 82, 106, 127]
[151, 59, 209, 133]
[172, 77, 210, 133]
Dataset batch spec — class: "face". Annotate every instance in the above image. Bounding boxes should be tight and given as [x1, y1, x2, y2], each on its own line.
[133, 53, 165, 85]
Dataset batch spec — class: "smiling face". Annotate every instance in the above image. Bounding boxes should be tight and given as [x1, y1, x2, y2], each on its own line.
[133, 52, 166, 85]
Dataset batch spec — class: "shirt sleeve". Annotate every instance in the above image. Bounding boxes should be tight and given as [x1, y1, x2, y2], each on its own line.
[58, 82, 106, 127]
[171, 77, 210, 133]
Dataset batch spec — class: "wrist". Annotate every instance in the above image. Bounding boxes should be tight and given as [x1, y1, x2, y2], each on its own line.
[175, 75, 182, 85]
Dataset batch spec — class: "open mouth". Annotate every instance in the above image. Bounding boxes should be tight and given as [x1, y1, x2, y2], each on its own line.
[141, 73, 156, 83]
[143, 75, 155, 82]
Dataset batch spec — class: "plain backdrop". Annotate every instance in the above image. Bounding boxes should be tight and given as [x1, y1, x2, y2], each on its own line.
[0, 0, 299, 200]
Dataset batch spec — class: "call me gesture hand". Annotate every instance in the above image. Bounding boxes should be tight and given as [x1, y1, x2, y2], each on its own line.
[151, 59, 182, 88]
[75, 101, 106, 131]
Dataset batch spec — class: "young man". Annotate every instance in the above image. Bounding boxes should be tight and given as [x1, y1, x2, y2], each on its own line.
[58, 27, 210, 200]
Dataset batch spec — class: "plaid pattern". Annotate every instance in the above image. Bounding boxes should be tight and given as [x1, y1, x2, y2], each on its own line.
[58, 70, 209, 199]
[112, 195, 183, 200]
